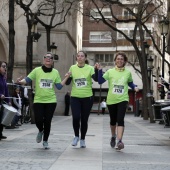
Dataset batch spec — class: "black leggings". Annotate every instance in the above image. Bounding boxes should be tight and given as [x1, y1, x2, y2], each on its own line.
[33, 103, 56, 141]
[107, 101, 128, 127]
[71, 96, 93, 140]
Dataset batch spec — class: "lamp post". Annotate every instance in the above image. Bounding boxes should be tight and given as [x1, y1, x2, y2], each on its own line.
[31, 18, 41, 42]
[28, 15, 41, 124]
[50, 42, 59, 60]
[147, 55, 154, 95]
[144, 42, 154, 97]
[159, 17, 169, 99]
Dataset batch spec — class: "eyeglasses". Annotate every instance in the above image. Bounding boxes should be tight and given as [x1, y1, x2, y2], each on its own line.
[1, 65, 7, 68]
[44, 56, 53, 60]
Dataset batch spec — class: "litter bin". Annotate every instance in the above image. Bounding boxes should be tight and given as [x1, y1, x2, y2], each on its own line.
[161, 106, 170, 127]
[152, 100, 170, 121]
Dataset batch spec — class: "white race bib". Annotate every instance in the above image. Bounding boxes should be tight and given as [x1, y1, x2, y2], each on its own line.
[40, 79, 53, 89]
[112, 85, 124, 95]
[75, 78, 87, 88]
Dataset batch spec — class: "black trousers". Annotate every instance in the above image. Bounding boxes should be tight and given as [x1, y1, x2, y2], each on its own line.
[107, 101, 128, 127]
[33, 103, 56, 141]
[71, 96, 93, 140]
[64, 103, 70, 116]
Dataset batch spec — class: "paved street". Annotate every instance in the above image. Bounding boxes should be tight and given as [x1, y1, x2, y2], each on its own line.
[0, 114, 170, 170]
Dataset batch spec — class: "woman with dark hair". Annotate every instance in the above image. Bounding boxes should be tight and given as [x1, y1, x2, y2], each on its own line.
[17, 52, 71, 149]
[0, 61, 11, 140]
[66, 51, 98, 148]
[97, 52, 139, 150]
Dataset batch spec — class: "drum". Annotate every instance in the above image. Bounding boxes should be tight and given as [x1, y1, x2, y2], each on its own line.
[1, 104, 17, 126]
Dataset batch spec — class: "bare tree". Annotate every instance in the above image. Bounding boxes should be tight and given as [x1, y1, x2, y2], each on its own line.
[80, 0, 167, 122]
[7, 0, 15, 97]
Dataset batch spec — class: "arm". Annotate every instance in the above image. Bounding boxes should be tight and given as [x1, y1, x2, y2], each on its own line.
[66, 77, 72, 85]
[98, 69, 106, 84]
[17, 77, 32, 85]
[55, 72, 71, 90]
[128, 82, 139, 92]
[92, 68, 98, 82]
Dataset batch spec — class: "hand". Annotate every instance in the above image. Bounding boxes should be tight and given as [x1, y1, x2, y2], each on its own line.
[16, 76, 23, 84]
[65, 72, 71, 78]
[94, 63, 102, 70]
[1, 95, 5, 99]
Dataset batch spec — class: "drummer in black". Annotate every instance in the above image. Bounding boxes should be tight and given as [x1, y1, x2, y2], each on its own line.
[0, 61, 11, 140]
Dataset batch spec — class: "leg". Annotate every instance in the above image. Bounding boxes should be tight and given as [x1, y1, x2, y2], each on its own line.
[116, 101, 128, 141]
[33, 103, 45, 132]
[80, 96, 93, 140]
[107, 104, 118, 148]
[43, 103, 56, 141]
[71, 97, 81, 137]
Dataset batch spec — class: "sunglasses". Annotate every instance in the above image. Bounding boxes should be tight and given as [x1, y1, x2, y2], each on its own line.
[44, 56, 53, 60]
[1, 65, 7, 68]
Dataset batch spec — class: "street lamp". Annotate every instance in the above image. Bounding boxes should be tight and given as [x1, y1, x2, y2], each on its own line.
[31, 19, 41, 42]
[144, 41, 154, 97]
[50, 42, 59, 60]
[159, 17, 169, 99]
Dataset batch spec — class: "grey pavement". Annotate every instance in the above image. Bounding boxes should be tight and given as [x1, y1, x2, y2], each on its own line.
[0, 114, 170, 170]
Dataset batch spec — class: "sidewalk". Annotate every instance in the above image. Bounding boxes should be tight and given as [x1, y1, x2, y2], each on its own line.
[0, 114, 170, 170]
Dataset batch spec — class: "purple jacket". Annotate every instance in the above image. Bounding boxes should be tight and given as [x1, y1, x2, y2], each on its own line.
[0, 73, 10, 103]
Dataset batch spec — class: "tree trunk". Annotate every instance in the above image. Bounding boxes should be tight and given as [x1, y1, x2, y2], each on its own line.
[7, 0, 15, 83]
[46, 27, 51, 51]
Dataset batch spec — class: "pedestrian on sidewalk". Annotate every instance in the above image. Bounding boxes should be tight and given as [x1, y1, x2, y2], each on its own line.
[66, 51, 98, 148]
[96, 52, 139, 150]
[100, 99, 106, 115]
[16, 52, 71, 149]
[0, 61, 11, 140]
[64, 91, 70, 116]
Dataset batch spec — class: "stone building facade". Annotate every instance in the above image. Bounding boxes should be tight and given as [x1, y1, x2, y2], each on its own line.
[0, 2, 83, 115]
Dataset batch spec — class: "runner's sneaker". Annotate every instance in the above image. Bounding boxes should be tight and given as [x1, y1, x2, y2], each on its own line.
[80, 139, 86, 148]
[116, 140, 124, 150]
[110, 136, 116, 148]
[36, 131, 43, 143]
[43, 141, 50, 149]
[72, 136, 79, 146]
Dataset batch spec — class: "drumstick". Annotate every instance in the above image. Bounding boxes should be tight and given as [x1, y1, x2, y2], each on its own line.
[4, 97, 20, 99]
[7, 83, 31, 89]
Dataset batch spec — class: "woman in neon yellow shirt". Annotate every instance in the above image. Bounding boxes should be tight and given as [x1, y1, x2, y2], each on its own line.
[17, 52, 71, 149]
[97, 52, 139, 150]
[66, 51, 98, 148]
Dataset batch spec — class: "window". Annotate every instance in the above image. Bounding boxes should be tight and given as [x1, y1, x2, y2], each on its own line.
[90, 8, 112, 20]
[90, 32, 112, 43]
[117, 28, 151, 39]
[95, 54, 114, 66]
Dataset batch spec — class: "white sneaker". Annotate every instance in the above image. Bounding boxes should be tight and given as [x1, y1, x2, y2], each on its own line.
[72, 136, 79, 146]
[43, 141, 50, 149]
[80, 139, 86, 148]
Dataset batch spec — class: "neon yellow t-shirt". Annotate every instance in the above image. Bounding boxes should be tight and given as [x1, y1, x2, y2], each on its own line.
[27, 67, 61, 103]
[69, 64, 94, 98]
[103, 68, 133, 105]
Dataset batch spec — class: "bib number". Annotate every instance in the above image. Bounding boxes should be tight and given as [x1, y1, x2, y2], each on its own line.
[75, 78, 87, 88]
[40, 79, 53, 89]
[112, 85, 124, 95]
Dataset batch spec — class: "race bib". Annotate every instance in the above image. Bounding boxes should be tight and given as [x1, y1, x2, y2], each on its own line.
[112, 85, 124, 94]
[40, 79, 53, 89]
[75, 78, 87, 88]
